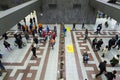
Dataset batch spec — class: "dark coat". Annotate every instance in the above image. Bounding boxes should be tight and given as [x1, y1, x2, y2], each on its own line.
[99, 62, 106, 71]
[105, 72, 116, 80]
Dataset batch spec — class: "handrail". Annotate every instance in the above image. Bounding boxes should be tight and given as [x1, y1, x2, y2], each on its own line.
[0, 0, 38, 18]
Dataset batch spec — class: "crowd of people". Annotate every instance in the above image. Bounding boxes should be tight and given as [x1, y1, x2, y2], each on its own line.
[0, 16, 58, 76]
[0, 14, 120, 79]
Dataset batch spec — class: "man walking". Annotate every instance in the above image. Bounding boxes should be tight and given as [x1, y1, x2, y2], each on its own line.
[72, 23, 76, 30]
[95, 60, 107, 78]
[31, 45, 37, 58]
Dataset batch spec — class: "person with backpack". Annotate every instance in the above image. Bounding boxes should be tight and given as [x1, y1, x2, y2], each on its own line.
[83, 51, 89, 63]
[50, 38, 55, 49]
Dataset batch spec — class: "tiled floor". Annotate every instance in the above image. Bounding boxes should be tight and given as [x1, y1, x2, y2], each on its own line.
[0, 18, 120, 80]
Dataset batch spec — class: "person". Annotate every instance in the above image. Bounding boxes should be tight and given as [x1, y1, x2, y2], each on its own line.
[38, 23, 43, 31]
[113, 39, 120, 50]
[50, 38, 55, 49]
[101, 45, 108, 57]
[21, 25, 25, 32]
[3, 40, 12, 51]
[105, 21, 109, 28]
[31, 45, 37, 58]
[33, 36, 39, 48]
[33, 17, 36, 24]
[95, 24, 102, 34]
[114, 34, 119, 43]
[17, 23, 22, 30]
[0, 60, 5, 76]
[33, 25, 37, 33]
[83, 52, 89, 63]
[2, 33, 8, 40]
[46, 25, 50, 34]
[72, 23, 76, 30]
[105, 70, 117, 80]
[23, 18, 26, 25]
[24, 30, 30, 43]
[54, 26, 57, 36]
[24, 25, 29, 32]
[52, 32, 56, 40]
[108, 37, 115, 50]
[29, 23, 33, 33]
[95, 60, 107, 78]
[82, 23, 85, 29]
[110, 54, 120, 67]
[92, 37, 97, 49]
[15, 34, 23, 49]
[0, 60, 5, 72]
[63, 26, 67, 37]
[30, 18, 33, 25]
[84, 29, 88, 40]
[96, 39, 103, 51]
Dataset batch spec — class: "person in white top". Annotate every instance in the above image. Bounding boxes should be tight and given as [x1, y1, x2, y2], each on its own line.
[102, 45, 108, 57]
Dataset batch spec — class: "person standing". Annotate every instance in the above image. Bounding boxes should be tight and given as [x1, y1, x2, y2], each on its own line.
[95, 60, 107, 78]
[50, 38, 55, 49]
[23, 18, 26, 25]
[113, 39, 120, 50]
[72, 23, 76, 30]
[33, 17, 36, 24]
[63, 26, 67, 37]
[82, 23, 85, 29]
[108, 37, 115, 50]
[101, 45, 108, 57]
[2, 33, 8, 40]
[96, 24, 102, 34]
[0, 60, 5, 70]
[54, 26, 57, 36]
[30, 18, 33, 25]
[24, 30, 30, 43]
[31, 45, 37, 58]
[92, 37, 98, 49]
[84, 29, 88, 40]
[33, 36, 39, 48]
